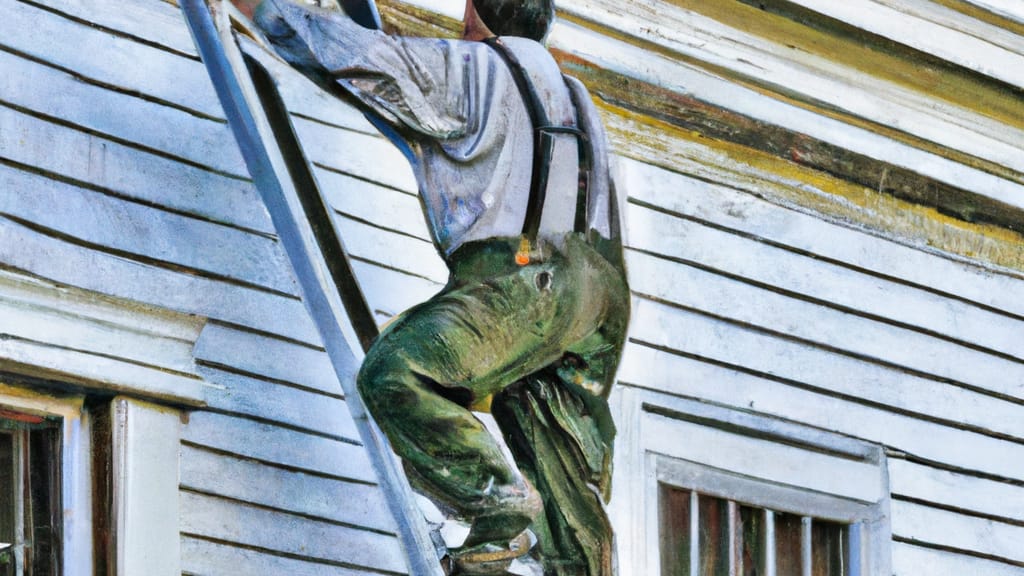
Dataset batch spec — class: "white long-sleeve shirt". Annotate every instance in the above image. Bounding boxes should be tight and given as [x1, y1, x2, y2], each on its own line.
[255, 0, 618, 258]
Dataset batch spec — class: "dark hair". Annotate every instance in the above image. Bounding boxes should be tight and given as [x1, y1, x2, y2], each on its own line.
[472, 0, 555, 41]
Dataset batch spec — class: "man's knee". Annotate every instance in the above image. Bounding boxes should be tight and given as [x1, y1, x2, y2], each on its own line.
[357, 347, 419, 418]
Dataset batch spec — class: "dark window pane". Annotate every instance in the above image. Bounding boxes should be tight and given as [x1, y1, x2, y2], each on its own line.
[698, 495, 729, 576]
[812, 519, 846, 576]
[660, 485, 692, 576]
[0, 432, 13, 576]
[739, 505, 764, 576]
[27, 428, 60, 575]
[774, 512, 802, 576]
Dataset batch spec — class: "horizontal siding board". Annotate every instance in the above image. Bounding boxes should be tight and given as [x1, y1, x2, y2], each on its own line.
[871, 0, 1024, 56]
[292, 117, 417, 193]
[317, 169, 431, 243]
[891, 499, 1024, 564]
[626, 201, 1024, 361]
[0, 336, 208, 405]
[182, 412, 376, 483]
[619, 328, 1024, 480]
[783, 0, 1024, 87]
[182, 536, 370, 576]
[621, 159, 1024, 319]
[350, 260, 443, 322]
[642, 411, 882, 503]
[1, 0, 221, 116]
[195, 324, 341, 395]
[0, 166, 295, 295]
[0, 49, 245, 177]
[180, 446, 397, 534]
[179, 491, 408, 574]
[892, 541, 1024, 576]
[198, 366, 359, 441]
[626, 249, 1024, 401]
[570, 0, 1024, 174]
[0, 216, 319, 344]
[43, 0, 198, 57]
[581, 0, 1024, 166]
[553, 21, 1024, 210]
[0, 294, 195, 373]
[888, 458, 1024, 523]
[335, 215, 448, 283]
[0, 105, 270, 234]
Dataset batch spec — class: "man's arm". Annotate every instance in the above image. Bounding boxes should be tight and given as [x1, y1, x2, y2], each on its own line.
[235, 0, 477, 140]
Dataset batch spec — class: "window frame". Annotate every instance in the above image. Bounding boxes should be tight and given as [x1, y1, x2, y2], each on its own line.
[0, 384, 184, 576]
[0, 386, 92, 575]
[611, 387, 892, 576]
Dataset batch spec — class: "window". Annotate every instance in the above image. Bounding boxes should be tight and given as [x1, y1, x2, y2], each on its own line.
[0, 411, 61, 575]
[610, 389, 891, 576]
[660, 486, 856, 576]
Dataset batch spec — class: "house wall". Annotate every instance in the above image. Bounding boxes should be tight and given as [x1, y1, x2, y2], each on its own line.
[0, 0, 1021, 574]
[0, 0, 409, 573]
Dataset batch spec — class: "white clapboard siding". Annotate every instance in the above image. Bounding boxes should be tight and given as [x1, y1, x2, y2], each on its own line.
[626, 251, 1024, 402]
[293, 116, 418, 194]
[180, 491, 408, 575]
[873, 0, 1024, 56]
[0, 216, 319, 344]
[965, 0, 1024, 23]
[627, 201, 1024, 362]
[784, 0, 1024, 87]
[618, 340, 1024, 444]
[197, 366, 360, 442]
[182, 536, 370, 576]
[318, 169, 432, 243]
[887, 458, 1024, 523]
[52, 0, 200, 57]
[349, 259, 444, 319]
[0, 49, 245, 177]
[624, 304, 1024, 482]
[891, 499, 1024, 565]
[552, 21, 1024, 211]
[334, 214, 448, 283]
[0, 0, 221, 117]
[642, 411, 883, 504]
[621, 158, 1024, 321]
[568, 0, 1024, 173]
[182, 411, 376, 483]
[892, 541, 1024, 576]
[0, 105, 270, 234]
[195, 323, 342, 395]
[180, 445, 396, 533]
[0, 166, 296, 295]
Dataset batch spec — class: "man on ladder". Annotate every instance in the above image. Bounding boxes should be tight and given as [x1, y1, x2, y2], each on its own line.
[230, 0, 629, 573]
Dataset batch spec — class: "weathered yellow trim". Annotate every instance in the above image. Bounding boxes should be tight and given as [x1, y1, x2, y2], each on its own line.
[663, 0, 1023, 132]
[556, 9, 1024, 187]
[600, 101, 1024, 275]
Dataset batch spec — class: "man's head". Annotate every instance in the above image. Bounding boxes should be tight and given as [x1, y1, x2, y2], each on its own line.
[470, 0, 554, 41]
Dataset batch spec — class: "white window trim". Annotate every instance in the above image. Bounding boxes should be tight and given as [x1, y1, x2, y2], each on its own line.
[111, 398, 182, 576]
[611, 386, 892, 576]
[0, 269, 209, 407]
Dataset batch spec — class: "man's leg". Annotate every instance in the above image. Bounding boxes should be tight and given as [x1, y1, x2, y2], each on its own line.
[490, 237, 630, 576]
[357, 239, 596, 551]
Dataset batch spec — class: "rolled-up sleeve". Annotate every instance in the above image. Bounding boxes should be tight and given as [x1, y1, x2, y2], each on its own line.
[255, 0, 475, 139]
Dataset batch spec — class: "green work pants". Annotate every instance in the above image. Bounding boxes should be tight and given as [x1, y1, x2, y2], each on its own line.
[357, 233, 629, 574]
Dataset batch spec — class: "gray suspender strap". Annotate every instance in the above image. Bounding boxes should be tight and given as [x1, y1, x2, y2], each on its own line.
[482, 37, 593, 263]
